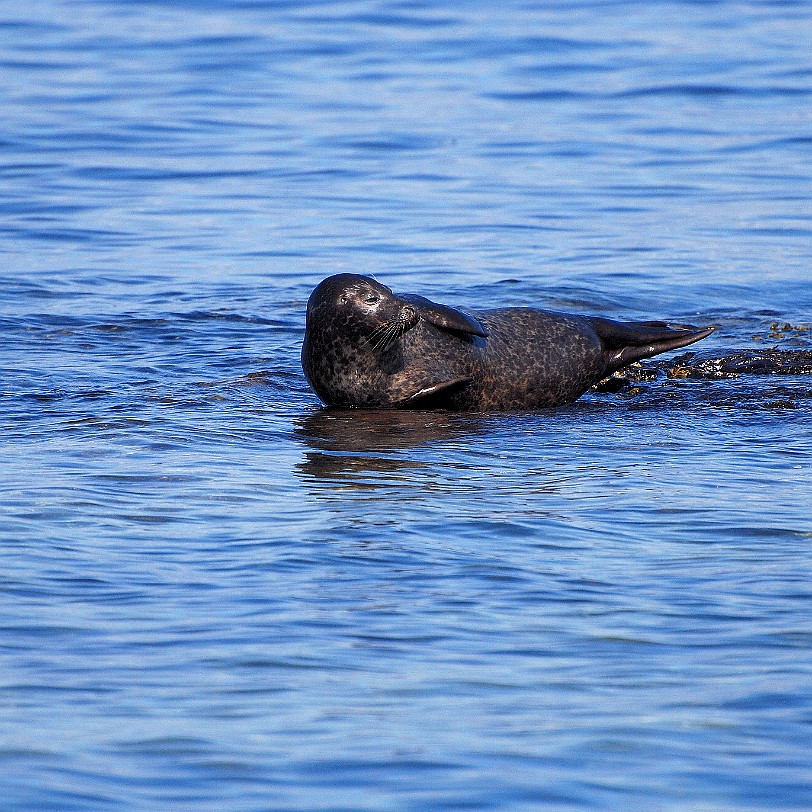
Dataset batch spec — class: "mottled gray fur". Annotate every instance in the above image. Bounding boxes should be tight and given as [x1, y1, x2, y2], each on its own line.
[302, 274, 714, 411]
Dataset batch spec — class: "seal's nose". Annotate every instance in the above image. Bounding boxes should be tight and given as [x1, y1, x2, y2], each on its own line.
[401, 304, 419, 327]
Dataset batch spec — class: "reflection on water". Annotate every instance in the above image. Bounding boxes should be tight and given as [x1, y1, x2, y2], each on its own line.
[296, 408, 485, 452]
[295, 409, 486, 483]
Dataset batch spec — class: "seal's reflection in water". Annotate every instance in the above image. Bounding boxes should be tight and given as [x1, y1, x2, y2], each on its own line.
[294, 408, 586, 549]
[294, 409, 486, 486]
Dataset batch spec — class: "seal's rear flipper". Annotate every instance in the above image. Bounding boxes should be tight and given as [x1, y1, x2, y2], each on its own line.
[587, 316, 715, 373]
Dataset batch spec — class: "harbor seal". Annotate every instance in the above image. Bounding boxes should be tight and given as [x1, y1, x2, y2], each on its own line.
[301, 273, 715, 410]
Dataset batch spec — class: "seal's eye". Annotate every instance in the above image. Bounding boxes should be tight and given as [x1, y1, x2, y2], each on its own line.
[363, 293, 381, 305]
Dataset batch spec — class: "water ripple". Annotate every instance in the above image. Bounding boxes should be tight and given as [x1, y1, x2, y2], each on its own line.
[1, 0, 811, 810]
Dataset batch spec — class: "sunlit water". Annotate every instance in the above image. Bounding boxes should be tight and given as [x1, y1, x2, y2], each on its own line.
[1, 1, 811, 809]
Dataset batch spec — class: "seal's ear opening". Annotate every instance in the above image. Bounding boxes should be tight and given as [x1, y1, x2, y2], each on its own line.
[400, 295, 488, 338]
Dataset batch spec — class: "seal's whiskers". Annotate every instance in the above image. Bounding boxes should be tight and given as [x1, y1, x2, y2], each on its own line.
[363, 320, 407, 353]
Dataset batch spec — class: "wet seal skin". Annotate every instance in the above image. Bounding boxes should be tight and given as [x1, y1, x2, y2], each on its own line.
[301, 273, 715, 411]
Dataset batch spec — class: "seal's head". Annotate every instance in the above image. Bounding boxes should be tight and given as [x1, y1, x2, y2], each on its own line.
[306, 274, 419, 352]
[301, 274, 419, 407]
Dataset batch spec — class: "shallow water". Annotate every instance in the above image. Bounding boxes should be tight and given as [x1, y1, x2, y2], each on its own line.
[1, 1, 811, 809]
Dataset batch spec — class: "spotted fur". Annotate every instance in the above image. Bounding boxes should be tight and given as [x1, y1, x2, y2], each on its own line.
[302, 274, 714, 411]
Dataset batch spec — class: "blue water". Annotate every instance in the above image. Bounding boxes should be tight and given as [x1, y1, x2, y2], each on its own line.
[2, 1, 811, 809]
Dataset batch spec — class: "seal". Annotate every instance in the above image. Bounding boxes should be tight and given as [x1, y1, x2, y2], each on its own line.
[301, 273, 715, 410]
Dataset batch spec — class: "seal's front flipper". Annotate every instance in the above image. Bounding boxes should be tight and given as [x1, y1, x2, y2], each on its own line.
[401, 295, 489, 338]
[587, 316, 715, 373]
[396, 376, 473, 409]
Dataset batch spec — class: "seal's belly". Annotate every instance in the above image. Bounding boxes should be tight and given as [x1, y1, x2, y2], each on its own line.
[385, 310, 607, 411]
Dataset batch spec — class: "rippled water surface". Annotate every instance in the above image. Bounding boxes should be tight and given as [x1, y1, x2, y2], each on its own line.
[2, 1, 811, 809]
